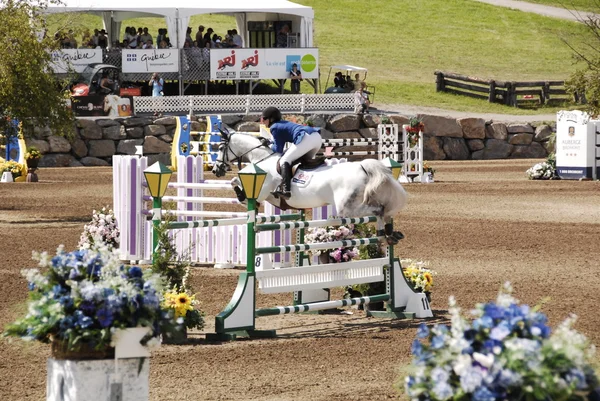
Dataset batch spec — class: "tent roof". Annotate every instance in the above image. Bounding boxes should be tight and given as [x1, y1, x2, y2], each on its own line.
[46, 0, 314, 19]
[329, 65, 368, 72]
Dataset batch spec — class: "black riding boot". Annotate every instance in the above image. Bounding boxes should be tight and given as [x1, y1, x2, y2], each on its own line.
[280, 162, 292, 199]
[273, 162, 292, 200]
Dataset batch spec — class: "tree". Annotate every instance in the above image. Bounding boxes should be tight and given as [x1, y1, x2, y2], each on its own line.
[0, 0, 74, 140]
[564, 3, 600, 117]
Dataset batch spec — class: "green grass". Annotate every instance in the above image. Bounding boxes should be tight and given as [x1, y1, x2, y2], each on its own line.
[46, 0, 595, 114]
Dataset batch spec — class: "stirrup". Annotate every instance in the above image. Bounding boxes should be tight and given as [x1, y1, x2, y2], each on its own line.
[271, 189, 291, 200]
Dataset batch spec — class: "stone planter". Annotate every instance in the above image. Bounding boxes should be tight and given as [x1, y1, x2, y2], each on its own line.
[47, 357, 149, 401]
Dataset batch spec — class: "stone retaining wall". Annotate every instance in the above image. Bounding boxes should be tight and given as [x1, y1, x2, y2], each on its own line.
[29, 113, 555, 168]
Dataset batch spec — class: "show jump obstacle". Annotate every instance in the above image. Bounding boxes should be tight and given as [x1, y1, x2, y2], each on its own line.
[141, 161, 433, 341]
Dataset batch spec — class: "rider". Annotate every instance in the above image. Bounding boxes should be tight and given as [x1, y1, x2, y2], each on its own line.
[260, 106, 322, 200]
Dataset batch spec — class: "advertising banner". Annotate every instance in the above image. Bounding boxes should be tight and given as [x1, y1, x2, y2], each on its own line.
[122, 49, 179, 73]
[210, 48, 318, 80]
[50, 49, 103, 73]
[555, 110, 597, 180]
[69, 95, 134, 118]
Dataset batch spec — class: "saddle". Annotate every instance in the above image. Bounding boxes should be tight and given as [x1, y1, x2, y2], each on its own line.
[276, 155, 327, 175]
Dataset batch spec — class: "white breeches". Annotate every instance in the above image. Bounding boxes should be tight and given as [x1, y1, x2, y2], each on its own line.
[280, 132, 322, 165]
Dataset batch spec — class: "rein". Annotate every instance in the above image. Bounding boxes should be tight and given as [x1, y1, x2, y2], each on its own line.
[217, 133, 272, 170]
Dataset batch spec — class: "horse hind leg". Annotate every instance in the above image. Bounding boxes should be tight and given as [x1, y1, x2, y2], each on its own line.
[378, 215, 405, 246]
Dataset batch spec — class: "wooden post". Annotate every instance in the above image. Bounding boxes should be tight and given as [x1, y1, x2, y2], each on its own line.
[435, 71, 445, 92]
[488, 80, 496, 103]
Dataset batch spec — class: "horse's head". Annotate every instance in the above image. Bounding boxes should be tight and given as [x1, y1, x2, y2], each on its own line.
[212, 128, 231, 177]
[212, 130, 273, 177]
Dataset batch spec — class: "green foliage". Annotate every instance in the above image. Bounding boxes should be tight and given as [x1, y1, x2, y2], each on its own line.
[348, 223, 386, 298]
[151, 213, 204, 331]
[151, 215, 188, 290]
[0, 0, 74, 137]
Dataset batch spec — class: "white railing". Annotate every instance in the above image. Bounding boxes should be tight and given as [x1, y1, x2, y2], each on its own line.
[133, 93, 355, 115]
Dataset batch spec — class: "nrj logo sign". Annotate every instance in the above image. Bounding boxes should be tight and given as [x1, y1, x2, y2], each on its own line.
[218, 50, 236, 70]
[285, 54, 316, 72]
[241, 50, 259, 70]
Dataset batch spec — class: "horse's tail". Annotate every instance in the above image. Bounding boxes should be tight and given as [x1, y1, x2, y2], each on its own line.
[360, 159, 407, 218]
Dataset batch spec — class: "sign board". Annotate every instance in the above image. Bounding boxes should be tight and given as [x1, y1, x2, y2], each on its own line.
[122, 49, 179, 73]
[69, 95, 134, 117]
[210, 48, 319, 80]
[50, 49, 103, 73]
[556, 110, 598, 180]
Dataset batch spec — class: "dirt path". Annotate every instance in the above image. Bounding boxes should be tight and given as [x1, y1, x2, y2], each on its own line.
[474, 0, 599, 22]
[1, 161, 599, 400]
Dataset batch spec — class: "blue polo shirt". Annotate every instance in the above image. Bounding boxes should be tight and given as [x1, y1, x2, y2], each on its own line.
[269, 120, 321, 154]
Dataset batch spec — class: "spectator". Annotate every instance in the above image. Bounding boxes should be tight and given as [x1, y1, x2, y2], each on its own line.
[334, 72, 346, 88]
[97, 29, 108, 49]
[354, 82, 370, 114]
[231, 29, 243, 47]
[203, 28, 214, 47]
[140, 27, 153, 45]
[99, 72, 114, 95]
[196, 25, 205, 47]
[185, 27, 194, 47]
[276, 24, 289, 48]
[142, 39, 153, 49]
[202, 40, 211, 62]
[212, 34, 221, 48]
[91, 29, 100, 47]
[149, 72, 164, 116]
[289, 63, 302, 94]
[158, 40, 168, 49]
[125, 27, 138, 48]
[353, 73, 364, 91]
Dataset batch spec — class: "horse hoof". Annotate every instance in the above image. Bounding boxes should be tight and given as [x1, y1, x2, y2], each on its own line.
[392, 231, 405, 241]
[385, 236, 399, 246]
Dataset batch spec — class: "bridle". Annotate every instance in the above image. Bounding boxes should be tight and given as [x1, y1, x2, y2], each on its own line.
[214, 131, 272, 175]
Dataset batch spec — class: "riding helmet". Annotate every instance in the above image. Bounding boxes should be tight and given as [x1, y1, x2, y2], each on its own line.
[261, 106, 282, 124]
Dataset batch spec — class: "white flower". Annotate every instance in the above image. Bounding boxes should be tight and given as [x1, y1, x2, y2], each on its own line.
[473, 352, 494, 368]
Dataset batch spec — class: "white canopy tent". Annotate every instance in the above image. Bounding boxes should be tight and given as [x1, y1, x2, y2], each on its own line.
[46, 0, 314, 48]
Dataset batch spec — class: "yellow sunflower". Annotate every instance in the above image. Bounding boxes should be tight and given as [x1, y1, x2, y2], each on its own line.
[174, 293, 194, 318]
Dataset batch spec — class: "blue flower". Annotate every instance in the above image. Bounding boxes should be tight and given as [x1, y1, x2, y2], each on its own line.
[79, 300, 96, 315]
[490, 321, 511, 341]
[432, 382, 454, 400]
[483, 303, 504, 320]
[473, 386, 497, 401]
[96, 307, 114, 328]
[411, 339, 423, 357]
[416, 323, 429, 339]
[460, 366, 483, 393]
[431, 335, 446, 349]
[58, 295, 73, 308]
[473, 315, 494, 330]
[28, 282, 36, 291]
[59, 316, 75, 331]
[566, 368, 588, 390]
[75, 311, 93, 329]
[69, 268, 82, 280]
[128, 266, 143, 278]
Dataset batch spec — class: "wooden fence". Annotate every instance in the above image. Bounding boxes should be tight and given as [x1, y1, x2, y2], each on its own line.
[434, 71, 582, 107]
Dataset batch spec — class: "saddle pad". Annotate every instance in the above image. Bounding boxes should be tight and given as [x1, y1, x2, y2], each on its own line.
[291, 170, 313, 188]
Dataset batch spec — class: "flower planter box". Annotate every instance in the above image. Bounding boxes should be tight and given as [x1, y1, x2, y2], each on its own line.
[47, 357, 149, 401]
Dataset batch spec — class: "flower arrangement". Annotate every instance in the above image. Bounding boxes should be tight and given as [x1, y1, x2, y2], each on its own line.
[404, 283, 600, 401]
[406, 117, 425, 148]
[162, 288, 204, 330]
[25, 146, 41, 160]
[0, 160, 24, 180]
[305, 224, 359, 263]
[423, 162, 436, 178]
[402, 259, 435, 293]
[3, 246, 179, 351]
[526, 161, 555, 180]
[78, 207, 120, 251]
